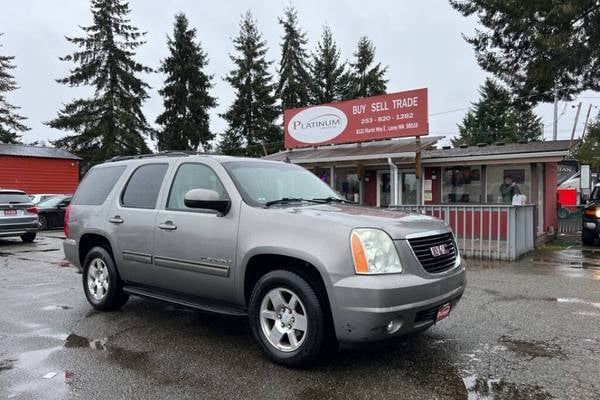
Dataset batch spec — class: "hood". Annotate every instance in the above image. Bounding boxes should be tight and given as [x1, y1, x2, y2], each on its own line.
[272, 204, 449, 239]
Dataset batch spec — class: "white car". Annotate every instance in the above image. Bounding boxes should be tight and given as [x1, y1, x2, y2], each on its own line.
[29, 194, 62, 205]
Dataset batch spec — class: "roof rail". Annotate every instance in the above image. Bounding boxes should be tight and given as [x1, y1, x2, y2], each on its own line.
[108, 150, 206, 162]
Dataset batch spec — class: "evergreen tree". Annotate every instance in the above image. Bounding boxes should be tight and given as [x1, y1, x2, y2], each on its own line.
[452, 78, 543, 146]
[276, 6, 311, 110]
[0, 33, 28, 144]
[48, 0, 152, 169]
[155, 13, 216, 152]
[309, 26, 346, 104]
[450, 0, 600, 103]
[219, 11, 280, 157]
[343, 36, 387, 100]
[574, 114, 600, 172]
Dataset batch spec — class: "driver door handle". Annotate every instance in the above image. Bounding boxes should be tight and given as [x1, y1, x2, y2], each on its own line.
[109, 215, 124, 224]
[158, 221, 177, 231]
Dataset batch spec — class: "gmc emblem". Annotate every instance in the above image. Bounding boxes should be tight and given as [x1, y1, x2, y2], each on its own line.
[430, 244, 449, 257]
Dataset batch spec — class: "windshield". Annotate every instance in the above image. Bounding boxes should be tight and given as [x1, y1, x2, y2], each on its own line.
[38, 196, 68, 208]
[223, 161, 341, 207]
[591, 187, 600, 201]
[0, 193, 31, 204]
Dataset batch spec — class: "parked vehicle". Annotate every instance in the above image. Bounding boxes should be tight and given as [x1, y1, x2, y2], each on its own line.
[29, 193, 62, 205]
[37, 195, 72, 230]
[63, 153, 466, 367]
[583, 184, 600, 246]
[0, 189, 38, 242]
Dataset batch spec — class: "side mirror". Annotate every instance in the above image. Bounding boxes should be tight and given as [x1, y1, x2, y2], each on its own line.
[184, 189, 230, 214]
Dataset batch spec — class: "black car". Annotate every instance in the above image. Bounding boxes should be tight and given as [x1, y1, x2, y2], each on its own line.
[583, 185, 600, 246]
[37, 196, 72, 230]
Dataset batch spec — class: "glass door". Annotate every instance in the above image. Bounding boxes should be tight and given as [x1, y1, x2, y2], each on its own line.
[401, 172, 417, 205]
[377, 171, 391, 207]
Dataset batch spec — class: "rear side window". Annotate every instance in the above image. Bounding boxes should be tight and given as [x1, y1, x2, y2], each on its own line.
[121, 164, 169, 209]
[72, 165, 126, 206]
[0, 193, 31, 204]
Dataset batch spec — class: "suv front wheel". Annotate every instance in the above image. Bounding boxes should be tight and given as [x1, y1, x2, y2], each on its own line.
[82, 246, 129, 311]
[249, 270, 326, 368]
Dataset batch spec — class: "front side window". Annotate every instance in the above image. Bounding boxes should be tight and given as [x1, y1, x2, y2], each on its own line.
[121, 164, 169, 209]
[223, 161, 340, 207]
[167, 163, 227, 210]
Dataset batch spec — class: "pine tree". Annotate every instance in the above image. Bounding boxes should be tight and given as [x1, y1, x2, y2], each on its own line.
[219, 11, 280, 157]
[343, 36, 387, 100]
[155, 13, 216, 152]
[574, 114, 600, 172]
[47, 0, 152, 169]
[276, 6, 311, 110]
[451, 0, 600, 103]
[309, 26, 346, 104]
[0, 33, 28, 144]
[452, 78, 543, 146]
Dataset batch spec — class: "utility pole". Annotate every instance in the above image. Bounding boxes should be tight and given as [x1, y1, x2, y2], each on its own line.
[553, 85, 559, 140]
[581, 103, 593, 142]
[569, 102, 582, 148]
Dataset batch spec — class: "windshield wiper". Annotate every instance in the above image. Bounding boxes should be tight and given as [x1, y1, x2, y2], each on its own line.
[311, 196, 355, 204]
[264, 198, 325, 207]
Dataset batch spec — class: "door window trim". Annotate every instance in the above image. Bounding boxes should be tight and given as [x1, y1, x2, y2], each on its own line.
[165, 162, 230, 214]
[120, 163, 170, 210]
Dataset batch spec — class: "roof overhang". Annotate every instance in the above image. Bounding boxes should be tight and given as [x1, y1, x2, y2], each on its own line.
[422, 151, 569, 166]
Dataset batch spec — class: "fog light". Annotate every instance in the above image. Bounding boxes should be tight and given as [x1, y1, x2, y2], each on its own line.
[386, 318, 402, 334]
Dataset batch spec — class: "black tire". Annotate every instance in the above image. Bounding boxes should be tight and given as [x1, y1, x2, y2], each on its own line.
[20, 232, 36, 243]
[582, 230, 596, 246]
[38, 215, 48, 230]
[82, 246, 129, 311]
[249, 270, 326, 368]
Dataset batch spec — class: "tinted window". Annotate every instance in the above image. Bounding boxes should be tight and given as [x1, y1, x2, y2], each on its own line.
[72, 166, 126, 206]
[122, 164, 169, 209]
[167, 163, 227, 210]
[0, 193, 31, 204]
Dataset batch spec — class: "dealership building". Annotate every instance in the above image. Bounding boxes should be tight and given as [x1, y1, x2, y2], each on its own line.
[264, 89, 575, 260]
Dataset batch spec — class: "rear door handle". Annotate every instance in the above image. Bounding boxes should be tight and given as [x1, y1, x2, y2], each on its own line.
[158, 221, 177, 231]
[109, 216, 124, 224]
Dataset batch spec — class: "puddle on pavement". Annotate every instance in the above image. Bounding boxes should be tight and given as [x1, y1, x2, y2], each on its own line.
[498, 335, 565, 360]
[64, 333, 149, 371]
[463, 374, 552, 400]
[552, 297, 600, 309]
[0, 358, 17, 372]
[16, 346, 63, 371]
[42, 305, 72, 311]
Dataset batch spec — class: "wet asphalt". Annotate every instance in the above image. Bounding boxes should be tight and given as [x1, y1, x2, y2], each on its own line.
[0, 232, 599, 400]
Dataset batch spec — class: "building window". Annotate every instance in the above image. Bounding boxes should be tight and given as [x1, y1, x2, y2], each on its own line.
[486, 164, 531, 203]
[313, 167, 331, 186]
[441, 166, 482, 204]
[335, 168, 360, 202]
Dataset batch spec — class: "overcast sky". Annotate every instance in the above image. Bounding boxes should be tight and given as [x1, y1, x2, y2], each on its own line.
[0, 0, 597, 149]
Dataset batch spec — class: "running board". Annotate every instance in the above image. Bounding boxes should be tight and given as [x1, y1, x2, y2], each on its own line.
[122, 285, 247, 317]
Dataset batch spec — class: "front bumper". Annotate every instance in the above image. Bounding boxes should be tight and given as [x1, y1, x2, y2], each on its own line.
[583, 217, 600, 234]
[331, 265, 466, 343]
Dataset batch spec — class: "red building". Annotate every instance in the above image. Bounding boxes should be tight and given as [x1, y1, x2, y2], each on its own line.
[0, 144, 80, 195]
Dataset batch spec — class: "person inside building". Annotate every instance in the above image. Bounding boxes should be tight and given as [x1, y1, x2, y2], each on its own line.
[499, 175, 520, 203]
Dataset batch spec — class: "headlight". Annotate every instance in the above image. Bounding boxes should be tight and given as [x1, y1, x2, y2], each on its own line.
[584, 207, 600, 218]
[351, 228, 403, 274]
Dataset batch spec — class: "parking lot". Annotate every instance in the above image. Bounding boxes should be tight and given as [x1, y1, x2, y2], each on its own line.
[0, 232, 598, 399]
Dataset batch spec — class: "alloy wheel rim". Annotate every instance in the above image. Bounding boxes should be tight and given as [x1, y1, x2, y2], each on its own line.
[87, 258, 109, 301]
[259, 287, 308, 352]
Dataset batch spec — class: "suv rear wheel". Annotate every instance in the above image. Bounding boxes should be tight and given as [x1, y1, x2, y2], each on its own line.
[582, 230, 596, 246]
[82, 246, 129, 311]
[249, 270, 325, 368]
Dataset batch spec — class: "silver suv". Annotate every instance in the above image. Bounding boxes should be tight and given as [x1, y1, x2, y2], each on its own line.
[0, 189, 39, 242]
[63, 153, 466, 367]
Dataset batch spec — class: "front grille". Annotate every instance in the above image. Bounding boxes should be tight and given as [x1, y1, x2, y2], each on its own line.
[408, 232, 458, 274]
